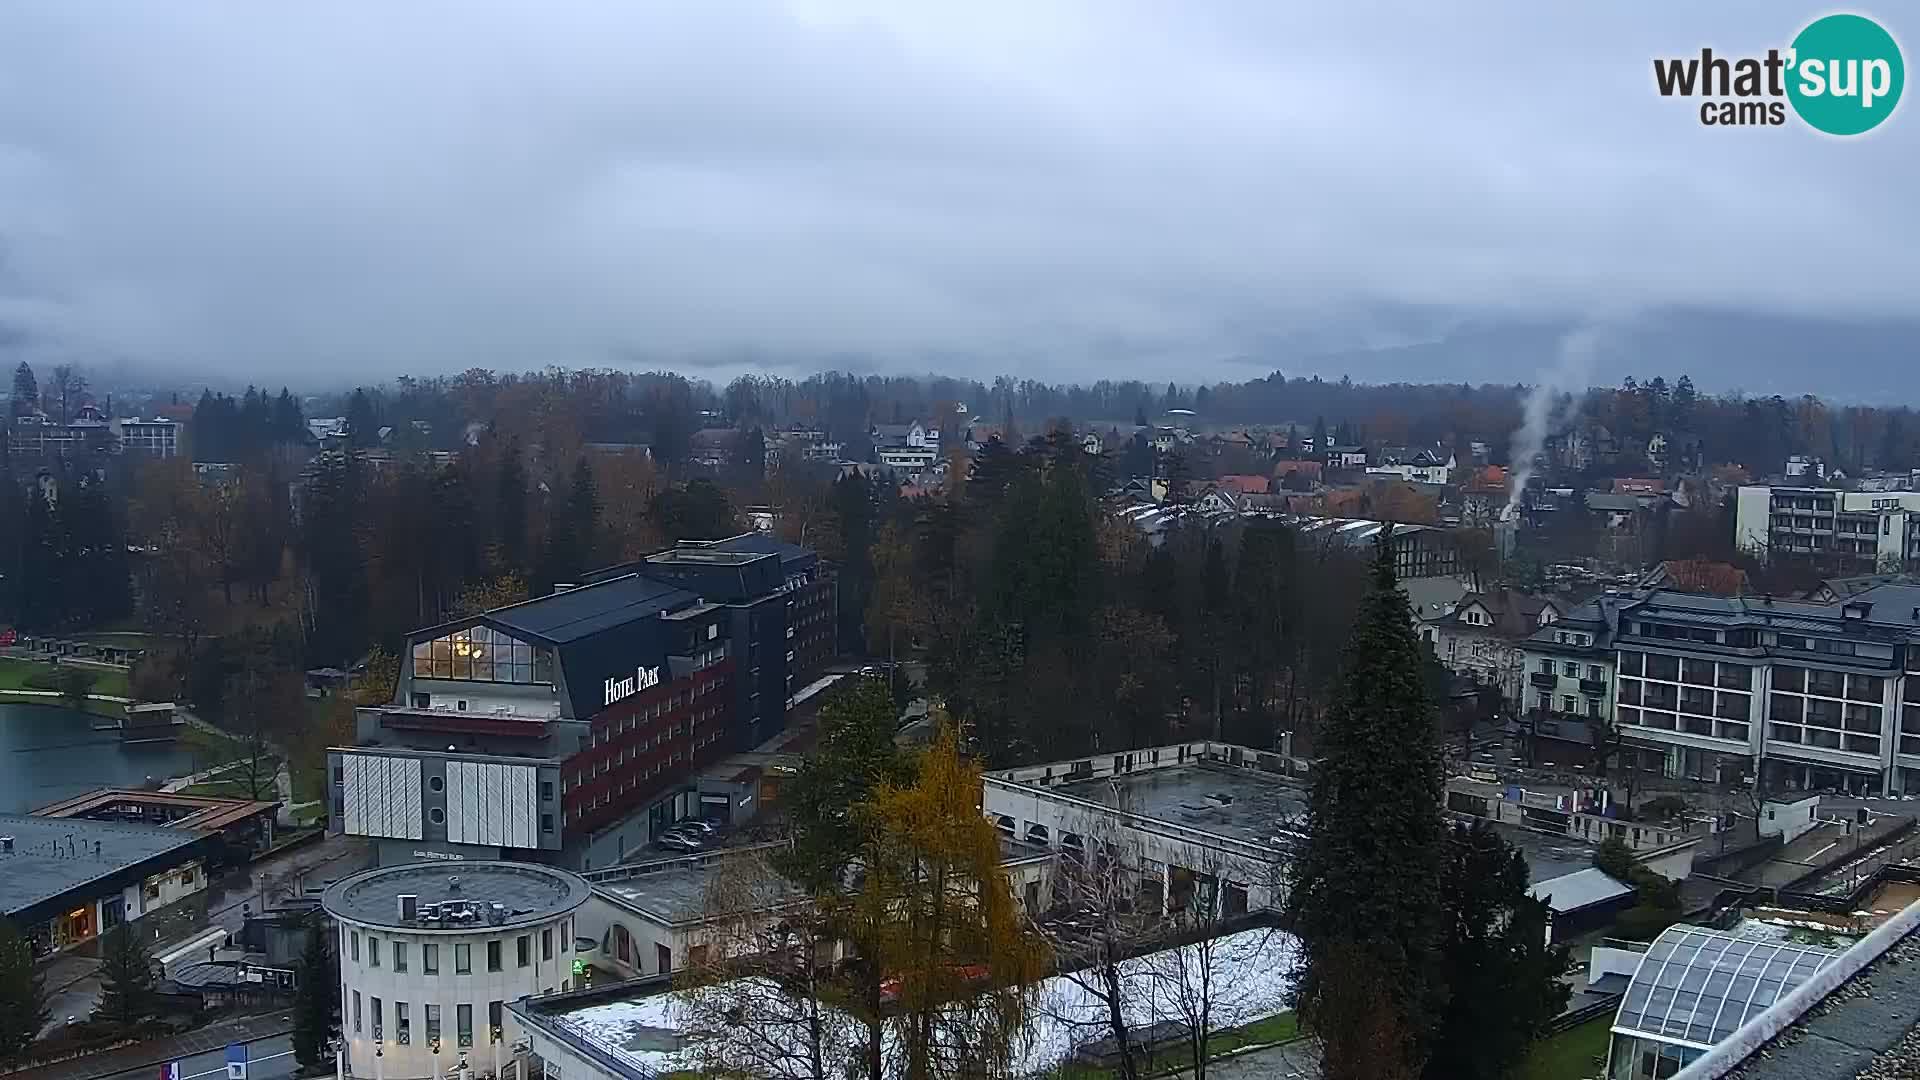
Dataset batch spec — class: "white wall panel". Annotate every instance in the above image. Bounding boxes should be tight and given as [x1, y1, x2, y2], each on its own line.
[340, 754, 423, 840]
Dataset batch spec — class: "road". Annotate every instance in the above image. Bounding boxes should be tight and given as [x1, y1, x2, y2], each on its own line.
[91, 1034, 294, 1080]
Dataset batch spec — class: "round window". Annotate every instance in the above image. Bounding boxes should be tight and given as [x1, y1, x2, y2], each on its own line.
[429, 776, 445, 793]
[430, 808, 445, 825]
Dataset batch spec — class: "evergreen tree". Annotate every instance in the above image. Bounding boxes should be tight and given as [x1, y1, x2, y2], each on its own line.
[9, 361, 37, 417]
[539, 457, 601, 588]
[1286, 535, 1447, 1080]
[651, 478, 737, 542]
[774, 676, 909, 892]
[1422, 821, 1570, 1080]
[96, 924, 155, 1028]
[494, 438, 529, 574]
[302, 452, 370, 665]
[1133, 402, 1148, 428]
[344, 388, 379, 449]
[291, 920, 340, 1070]
[273, 388, 306, 443]
[0, 919, 49, 1063]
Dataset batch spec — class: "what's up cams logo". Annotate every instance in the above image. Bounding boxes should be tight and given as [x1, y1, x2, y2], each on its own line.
[1654, 13, 1903, 134]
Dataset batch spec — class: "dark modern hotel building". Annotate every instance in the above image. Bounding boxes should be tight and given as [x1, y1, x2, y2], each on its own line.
[329, 534, 834, 870]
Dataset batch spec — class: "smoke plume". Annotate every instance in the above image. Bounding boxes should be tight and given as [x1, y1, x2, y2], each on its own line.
[1504, 328, 1599, 519]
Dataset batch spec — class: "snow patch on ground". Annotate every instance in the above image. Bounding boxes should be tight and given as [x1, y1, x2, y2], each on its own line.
[557, 927, 1298, 1077]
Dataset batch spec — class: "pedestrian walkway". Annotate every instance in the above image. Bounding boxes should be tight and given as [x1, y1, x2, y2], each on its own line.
[9, 1013, 293, 1080]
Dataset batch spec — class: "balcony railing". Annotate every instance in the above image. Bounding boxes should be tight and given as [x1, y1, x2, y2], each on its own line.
[1529, 672, 1558, 690]
[1580, 677, 1608, 696]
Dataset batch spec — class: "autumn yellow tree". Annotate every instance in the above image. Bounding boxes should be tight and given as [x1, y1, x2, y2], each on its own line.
[857, 719, 1052, 1079]
[454, 572, 528, 617]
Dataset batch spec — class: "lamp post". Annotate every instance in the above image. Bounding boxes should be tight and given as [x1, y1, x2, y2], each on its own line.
[492, 1026, 503, 1079]
[373, 1045, 384, 1080]
[329, 1037, 346, 1080]
[431, 1036, 443, 1080]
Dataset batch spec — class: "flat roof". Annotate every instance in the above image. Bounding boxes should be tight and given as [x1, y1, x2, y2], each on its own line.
[322, 861, 591, 931]
[1055, 764, 1305, 848]
[1486, 822, 1602, 883]
[1528, 867, 1634, 914]
[32, 789, 278, 832]
[0, 813, 209, 916]
[595, 858, 807, 925]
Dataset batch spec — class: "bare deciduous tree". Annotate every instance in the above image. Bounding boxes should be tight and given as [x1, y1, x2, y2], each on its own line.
[674, 851, 853, 1080]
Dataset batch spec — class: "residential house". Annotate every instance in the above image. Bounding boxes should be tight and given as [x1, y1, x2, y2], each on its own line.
[1517, 600, 1625, 768]
[1637, 559, 1752, 597]
[1215, 474, 1271, 498]
[1423, 588, 1565, 702]
[1323, 444, 1369, 470]
[1367, 446, 1454, 485]
[689, 428, 740, 468]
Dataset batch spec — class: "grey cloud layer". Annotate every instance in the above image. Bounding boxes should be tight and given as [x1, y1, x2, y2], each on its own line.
[0, 1, 1912, 386]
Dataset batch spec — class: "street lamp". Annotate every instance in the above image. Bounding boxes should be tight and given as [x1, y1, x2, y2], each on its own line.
[329, 1037, 347, 1080]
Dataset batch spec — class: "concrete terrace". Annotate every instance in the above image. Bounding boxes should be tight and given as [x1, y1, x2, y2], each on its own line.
[1056, 762, 1307, 849]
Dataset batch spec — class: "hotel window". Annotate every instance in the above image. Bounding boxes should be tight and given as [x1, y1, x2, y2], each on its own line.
[458, 1003, 473, 1048]
[426, 1004, 441, 1044]
[424, 943, 439, 974]
[488, 939, 502, 972]
[353, 991, 362, 1034]
[371, 996, 382, 1039]
[350, 931, 360, 962]
[368, 936, 380, 968]
[543, 928, 554, 960]
[394, 941, 408, 972]
[490, 1000, 503, 1038]
[518, 935, 532, 967]
[396, 1002, 411, 1044]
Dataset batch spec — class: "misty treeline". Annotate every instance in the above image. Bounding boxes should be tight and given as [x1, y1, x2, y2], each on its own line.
[293, 366, 1920, 482]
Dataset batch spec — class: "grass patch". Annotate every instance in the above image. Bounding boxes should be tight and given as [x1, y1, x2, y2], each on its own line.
[0, 657, 131, 697]
[1519, 1015, 1612, 1080]
[1049, 1012, 1300, 1079]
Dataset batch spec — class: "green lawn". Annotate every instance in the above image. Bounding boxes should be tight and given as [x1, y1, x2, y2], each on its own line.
[1051, 1012, 1300, 1079]
[0, 656, 131, 697]
[1520, 1016, 1613, 1080]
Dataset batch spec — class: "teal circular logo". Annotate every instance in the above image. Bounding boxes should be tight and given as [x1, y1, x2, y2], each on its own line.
[1787, 14, 1904, 135]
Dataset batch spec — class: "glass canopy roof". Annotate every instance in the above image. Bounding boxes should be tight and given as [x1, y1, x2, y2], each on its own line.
[1614, 924, 1842, 1049]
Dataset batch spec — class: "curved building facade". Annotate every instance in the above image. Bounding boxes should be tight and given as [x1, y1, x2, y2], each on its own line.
[323, 861, 591, 1079]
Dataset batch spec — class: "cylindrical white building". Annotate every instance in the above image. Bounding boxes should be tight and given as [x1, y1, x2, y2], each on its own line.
[323, 861, 592, 1080]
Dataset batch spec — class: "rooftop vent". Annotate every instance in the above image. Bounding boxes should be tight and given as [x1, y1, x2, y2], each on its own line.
[447, 875, 461, 894]
[0, 837, 11, 854]
[399, 894, 418, 921]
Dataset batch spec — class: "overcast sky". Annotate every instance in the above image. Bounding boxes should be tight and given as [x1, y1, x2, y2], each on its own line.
[0, 2, 1913, 390]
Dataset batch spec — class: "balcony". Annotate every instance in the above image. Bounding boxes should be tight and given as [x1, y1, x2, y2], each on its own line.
[1530, 672, 1558, 690]
[1580, 677, 1607, 696]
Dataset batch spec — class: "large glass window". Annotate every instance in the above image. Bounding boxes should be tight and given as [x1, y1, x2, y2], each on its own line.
[411, 625, 553, 684]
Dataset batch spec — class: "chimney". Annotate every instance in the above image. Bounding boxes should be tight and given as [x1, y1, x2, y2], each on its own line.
[94, 840, 102, 858]
[399, 894, 418, 921]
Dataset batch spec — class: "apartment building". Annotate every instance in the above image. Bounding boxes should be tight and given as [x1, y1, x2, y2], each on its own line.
[1734, 484, 1920, 569]
[1609, 585, 1920, 796]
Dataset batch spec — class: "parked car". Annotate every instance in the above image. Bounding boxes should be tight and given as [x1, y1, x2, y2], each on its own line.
[672, 819, 718, 836]
[656, 832, 703, 852]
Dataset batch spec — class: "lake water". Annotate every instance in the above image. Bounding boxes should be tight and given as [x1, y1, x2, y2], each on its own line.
[0, 701, 199, 813]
